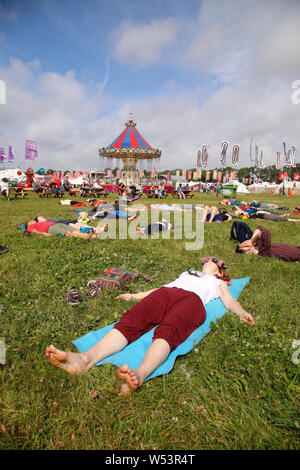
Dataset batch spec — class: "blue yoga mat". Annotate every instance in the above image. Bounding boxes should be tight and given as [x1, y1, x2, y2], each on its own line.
[73, 278, 249, 381]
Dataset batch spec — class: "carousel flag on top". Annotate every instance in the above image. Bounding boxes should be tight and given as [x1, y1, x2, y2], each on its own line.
[0, 148, 6, 163]
[25, 140, 38, 160]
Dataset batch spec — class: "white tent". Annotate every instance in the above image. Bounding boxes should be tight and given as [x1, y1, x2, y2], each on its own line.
[0, 168, 26, 183]
[229, 179, 250, 194]
[69, 176, 88, 186]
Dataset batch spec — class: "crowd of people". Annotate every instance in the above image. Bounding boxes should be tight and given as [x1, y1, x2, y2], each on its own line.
[1, 174, 299, 394]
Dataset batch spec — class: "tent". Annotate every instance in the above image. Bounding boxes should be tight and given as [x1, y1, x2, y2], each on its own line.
[0, 168, 26, 183]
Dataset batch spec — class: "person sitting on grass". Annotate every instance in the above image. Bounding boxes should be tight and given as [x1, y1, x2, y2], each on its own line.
[24, 220, 108, 239]
[0, 178, 10, 201]
[202, 206, 232, 223]
[45, 257, 254, 395]
[236, 226, 300, 262]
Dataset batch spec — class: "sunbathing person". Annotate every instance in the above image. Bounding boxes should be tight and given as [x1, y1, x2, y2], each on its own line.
[46, 257, 254, 394]
[24, 220, 107, 239]
[135, 219, 173, 236]
[202, 206, 232, 223]
[236, 226, 300, 262]
[234, 206, 300, 222]
[34, 216, 94, 230]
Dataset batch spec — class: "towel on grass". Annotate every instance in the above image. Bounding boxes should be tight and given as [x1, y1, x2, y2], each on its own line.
[73, 277, 249, 380]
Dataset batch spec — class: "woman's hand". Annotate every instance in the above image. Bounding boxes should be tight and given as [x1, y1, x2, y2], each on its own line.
[239, 312, 255, 326]
[115, 293, 135, 301]
[239, 239, 254, 249]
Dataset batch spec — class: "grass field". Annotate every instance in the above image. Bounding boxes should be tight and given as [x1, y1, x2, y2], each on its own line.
[0, 191, 299, 450]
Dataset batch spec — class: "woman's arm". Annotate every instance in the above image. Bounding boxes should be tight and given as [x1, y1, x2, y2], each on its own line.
[239, 228, 262, 249]
[115, 288, 158, 301]
[218, 281, 255, 325]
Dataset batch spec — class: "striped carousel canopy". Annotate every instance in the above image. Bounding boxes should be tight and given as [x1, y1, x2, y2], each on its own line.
[108, 117, 153, 150]
[99, 116, 161, 160]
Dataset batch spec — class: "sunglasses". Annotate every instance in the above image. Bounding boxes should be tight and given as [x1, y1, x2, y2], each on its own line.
[200, 257, 227, 270]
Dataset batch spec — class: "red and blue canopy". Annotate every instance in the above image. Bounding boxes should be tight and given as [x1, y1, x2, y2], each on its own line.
[108, 120, 153, 150]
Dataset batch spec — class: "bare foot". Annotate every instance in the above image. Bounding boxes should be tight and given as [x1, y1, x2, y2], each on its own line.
[45, 344, 89, 375]
[117, 364, 141, 394]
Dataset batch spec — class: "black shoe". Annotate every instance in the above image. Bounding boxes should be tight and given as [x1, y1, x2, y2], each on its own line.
[0, 246, 9, 255]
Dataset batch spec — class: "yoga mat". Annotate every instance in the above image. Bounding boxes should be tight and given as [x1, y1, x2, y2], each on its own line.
[73, 278, 249, 381]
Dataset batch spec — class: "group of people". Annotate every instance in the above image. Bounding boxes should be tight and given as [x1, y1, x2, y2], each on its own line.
[2, 184, 295, 394]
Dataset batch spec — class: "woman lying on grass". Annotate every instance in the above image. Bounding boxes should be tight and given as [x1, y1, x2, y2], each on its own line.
[236, 226, 300, 262]
[24, 220, 108, 239]
[46, 257, 254, 395]
[202, 206, 232, 223]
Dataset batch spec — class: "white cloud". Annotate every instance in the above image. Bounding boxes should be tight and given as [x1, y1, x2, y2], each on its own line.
[112, 18, 179, 66]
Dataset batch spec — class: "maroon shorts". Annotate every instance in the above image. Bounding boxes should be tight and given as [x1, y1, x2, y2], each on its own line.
[113, 287, 206, 351]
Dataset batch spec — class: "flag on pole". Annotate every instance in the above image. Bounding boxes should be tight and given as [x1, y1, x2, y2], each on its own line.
[188, 170, 192, 180]
[196, 168, 201, 179]
[217, 171, 222, 182]
[182, 170, 187, 180]
[25, 140, 38, 160]
[167, 171, 170, 183]
[0, 148, 6, 163]
[8, 146, 14, 161]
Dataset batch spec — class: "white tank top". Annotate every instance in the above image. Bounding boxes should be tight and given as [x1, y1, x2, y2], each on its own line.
[163, 272, 221, 305]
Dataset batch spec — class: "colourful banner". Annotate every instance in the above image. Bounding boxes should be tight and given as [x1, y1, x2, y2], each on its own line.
[217, 171, 222, 182]
[117, 170, 121, 178]
[176, 170, 180, 178]
[206, 171, 210, 181]
[107, 170, 113, 177]
[196, 168, 201, 179]
[193, 171, 197, 179]
[231, 170, 237, 180]
[167, 171, 170, 183]
[8, 145, 14, 161]
[213, 170, 217, 180]
[294, 172, 300, 181]
[0, 148, 6, 163]
[182, 170, 187, 180]
[25, 140, 38, 160]
[188, 170, 192, 180]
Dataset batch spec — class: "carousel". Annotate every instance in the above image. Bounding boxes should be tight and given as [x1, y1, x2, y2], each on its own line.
[99, 115, 161, 184]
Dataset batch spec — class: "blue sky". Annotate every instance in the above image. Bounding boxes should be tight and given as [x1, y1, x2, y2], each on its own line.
[0, 0, 299, 171]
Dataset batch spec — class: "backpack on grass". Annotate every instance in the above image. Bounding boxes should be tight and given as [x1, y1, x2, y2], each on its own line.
[230, 221, 253, 243]
[87, 268, 153, 298]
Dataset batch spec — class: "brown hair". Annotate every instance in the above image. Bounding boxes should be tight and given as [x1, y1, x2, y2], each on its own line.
[215, 269, 231, 283]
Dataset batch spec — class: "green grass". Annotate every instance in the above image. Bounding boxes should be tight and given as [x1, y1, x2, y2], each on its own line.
[0, 192, 299, 450]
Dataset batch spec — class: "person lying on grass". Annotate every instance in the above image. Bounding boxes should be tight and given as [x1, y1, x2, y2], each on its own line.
[46, 257, 254, 395]
[202, 206, 232, 223]
[34, 215, 93, 229]
[135, 219, 173, 236]
[233, 206, 300, 222]
[236, 226, 300, 262]
[23, 220, 108, 239]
